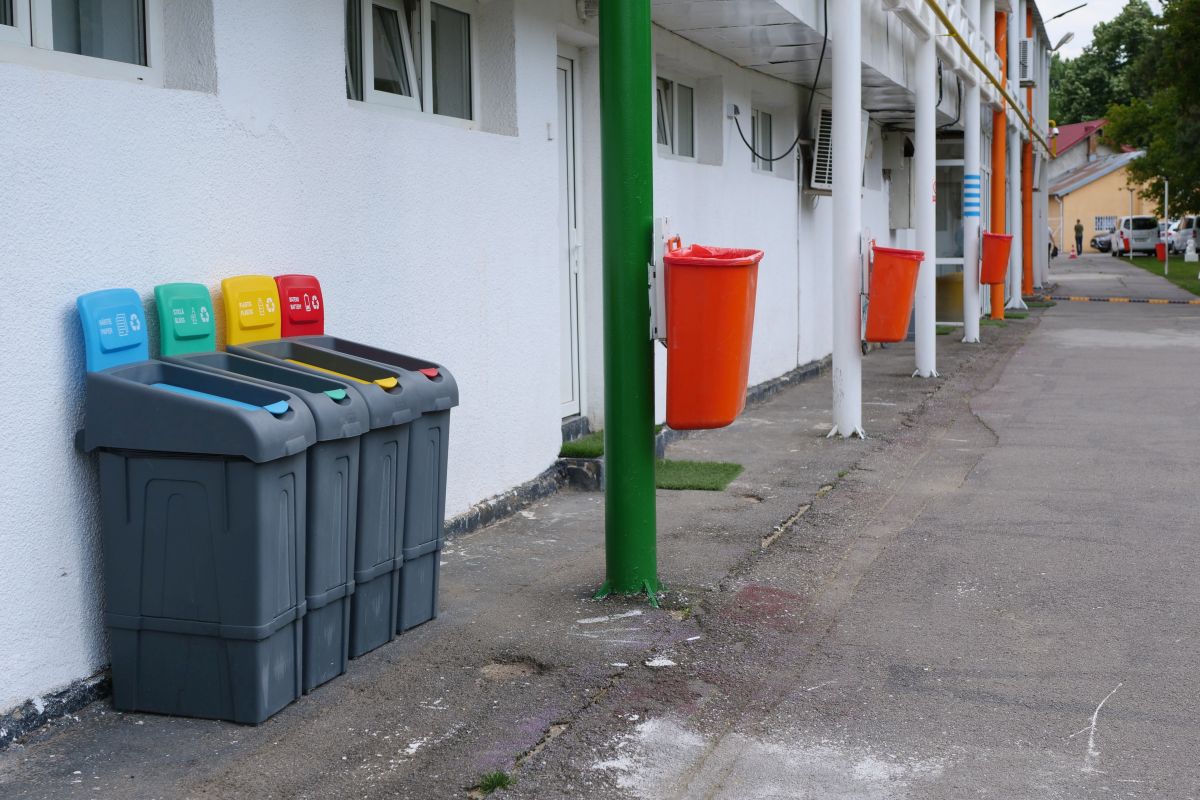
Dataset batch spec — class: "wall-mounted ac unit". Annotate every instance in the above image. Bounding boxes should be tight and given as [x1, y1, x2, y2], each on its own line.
[1019, 39, 1036, 87]
[807, 105, 870, 195]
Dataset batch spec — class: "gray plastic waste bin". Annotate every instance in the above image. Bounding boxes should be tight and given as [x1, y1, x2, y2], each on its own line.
[230, 339, 423, 656]
[156, 281, 369, 693]
[77, 289, 316, 724]
[286, 336, 458, 633]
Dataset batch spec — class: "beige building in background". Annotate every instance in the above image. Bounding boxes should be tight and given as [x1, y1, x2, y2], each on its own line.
[1048, 119, 1150, 252]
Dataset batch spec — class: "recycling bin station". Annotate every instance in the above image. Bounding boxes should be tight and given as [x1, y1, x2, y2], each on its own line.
[155, 282, 370, 693]
[663, 242, 764, 430]
[225, 275, 457, 644]
[77, 288, 316, 724]
[865, 245, 925, 343]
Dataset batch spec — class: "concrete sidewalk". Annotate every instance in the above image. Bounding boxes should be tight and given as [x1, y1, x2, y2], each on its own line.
[1051, 251, 1195, 300]
[0, 315, 1033, 798]
[7, 258, 1200, 798]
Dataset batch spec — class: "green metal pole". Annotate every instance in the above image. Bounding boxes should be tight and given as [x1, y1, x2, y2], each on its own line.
[597, 0, 659, 602]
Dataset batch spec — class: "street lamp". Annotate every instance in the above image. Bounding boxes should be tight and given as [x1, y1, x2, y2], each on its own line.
[1119, 187, 1134, 259]
[1051, 32, 1075, 52]
[1048, 3, 1088, 22]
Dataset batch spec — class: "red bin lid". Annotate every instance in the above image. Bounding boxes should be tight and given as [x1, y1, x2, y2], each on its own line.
[274, 274, 325, 337]
[872, 246, 925, 261]
[663, 244, 765, 268]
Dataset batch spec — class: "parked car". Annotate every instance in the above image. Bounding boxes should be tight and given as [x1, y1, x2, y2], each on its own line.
[1110, 215, 1160, 256]
[1091, 230, 1113, 252]
[1167, 215, 1197, 254]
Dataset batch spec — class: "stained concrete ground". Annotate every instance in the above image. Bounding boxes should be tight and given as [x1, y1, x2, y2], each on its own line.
[3, 254, 1198, 799]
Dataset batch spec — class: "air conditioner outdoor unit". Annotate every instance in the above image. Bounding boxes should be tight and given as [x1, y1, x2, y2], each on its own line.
[1019, 38, 1036, 87]
[807, 105, 870, 195]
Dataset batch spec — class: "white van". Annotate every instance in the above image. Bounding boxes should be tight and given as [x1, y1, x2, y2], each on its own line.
[1110, 215, 1160, 256]
[1167, 215, 1198, 254]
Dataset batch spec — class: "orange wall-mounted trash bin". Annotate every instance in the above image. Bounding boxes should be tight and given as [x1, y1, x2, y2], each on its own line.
[981, 232, 1014, 285]
[865, 246, 924, 343]
[664, 243, 764, 430]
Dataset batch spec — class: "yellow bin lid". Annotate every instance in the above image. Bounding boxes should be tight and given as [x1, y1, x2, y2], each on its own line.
[222, 275, 281, 345]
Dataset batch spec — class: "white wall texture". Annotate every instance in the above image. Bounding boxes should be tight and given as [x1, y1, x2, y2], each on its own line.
[0, 0, 1002, 717]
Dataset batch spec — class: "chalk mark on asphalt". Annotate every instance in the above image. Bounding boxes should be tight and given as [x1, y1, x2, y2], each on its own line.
[1082, 683, 1122, 773]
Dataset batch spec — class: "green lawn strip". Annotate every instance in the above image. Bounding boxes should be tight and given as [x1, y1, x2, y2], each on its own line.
[656, 459, 743, 491]
[1127, 255, 1200, 297]
[935, 325, 956, 335]
[1005, 311, 1029, 319]
[559, 430, 603, 458]
[981, 318, 1007, 327]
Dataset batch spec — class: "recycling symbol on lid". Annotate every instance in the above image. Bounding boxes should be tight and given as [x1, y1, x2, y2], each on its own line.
[129, 313, 142, 332]
[199, 306, 210, 323]
[265, 297, 276, 313]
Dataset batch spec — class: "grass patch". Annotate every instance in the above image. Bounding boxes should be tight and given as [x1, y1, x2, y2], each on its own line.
[477, 771, 515, 794]
[981, 317, 1007, 327]
[935, 325, 956, 335]
[1127, 255, 1200, 296]
[1005, 311, 1029, 319]
[1025, 299, 1056, 308]
[656, 459, 743, 491]
[560, 425, 667, 459]
[559, 431, 603, 459]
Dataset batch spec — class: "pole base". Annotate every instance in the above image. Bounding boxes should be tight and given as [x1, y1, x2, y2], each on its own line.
[1005, 296, 1029, 310]
[961, 335, 981, 344]
[912, 368, 940, 378]
[593, 578, 662, 608]
[827, 424, 866, 439]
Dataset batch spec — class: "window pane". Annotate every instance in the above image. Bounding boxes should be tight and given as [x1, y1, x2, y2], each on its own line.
[373, 4, 414, 97]
[431, 2, 471, 119]
[756, 111, 773, 172]
[1, 1, 13, 27]
[346, 0, 363, 100]
[656, 78, 672, 147]
[676, 84, 694, 157]
[52, 0, 147, 66]
[936, 164, 964, 258]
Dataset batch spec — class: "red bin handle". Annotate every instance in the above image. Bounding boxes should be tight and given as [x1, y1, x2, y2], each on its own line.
[666, 235, 682, 253]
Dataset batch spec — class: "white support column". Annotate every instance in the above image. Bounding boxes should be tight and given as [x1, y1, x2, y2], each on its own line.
[829, 0, 863, 438]
[961, 0, 982, 344]
[914, 29, 938, 378]
[1006, 4, 1027, 309]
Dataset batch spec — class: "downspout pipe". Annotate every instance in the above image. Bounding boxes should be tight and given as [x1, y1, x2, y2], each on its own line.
[829, 0, 863, 438]
[989, 10, 1008, 321]
[1022, 2, 1035, 296]
[597, 0, 659, 601]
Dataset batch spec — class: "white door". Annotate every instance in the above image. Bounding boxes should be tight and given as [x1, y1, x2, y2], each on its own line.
[557, 55, 582, 417]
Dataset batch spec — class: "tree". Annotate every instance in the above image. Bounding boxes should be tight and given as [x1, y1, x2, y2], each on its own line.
[1106, 0, 1200, 214]
[1049, 0, 1158, 124]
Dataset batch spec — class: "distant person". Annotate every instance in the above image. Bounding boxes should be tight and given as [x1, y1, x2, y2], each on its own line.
[1074, 219, 1084, 254]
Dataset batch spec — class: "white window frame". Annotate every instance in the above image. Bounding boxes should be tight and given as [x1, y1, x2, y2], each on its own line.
[752, 108, 774, 173]
[362, 0, 421, 111]
[1094, 215, 1116, 232]
[655, 75, 695, 160]
[355, 0, 478, 127]
[0, 0, 163, 86]
[0, 0, 30, 45]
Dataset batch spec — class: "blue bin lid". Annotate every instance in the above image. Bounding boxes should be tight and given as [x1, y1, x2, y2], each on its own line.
[77, 289, 149, 373]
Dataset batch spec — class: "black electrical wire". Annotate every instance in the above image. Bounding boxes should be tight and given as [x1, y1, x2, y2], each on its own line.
[939, 73, 962, 130]
[733, 0, 828, 163]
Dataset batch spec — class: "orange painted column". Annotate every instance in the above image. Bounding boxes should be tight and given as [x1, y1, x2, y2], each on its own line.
[1022, 9, 1035, 295]
[990, 11, 1008, 320]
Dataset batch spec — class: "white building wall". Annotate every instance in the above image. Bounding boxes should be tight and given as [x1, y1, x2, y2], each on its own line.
[0, 0, 572, 714]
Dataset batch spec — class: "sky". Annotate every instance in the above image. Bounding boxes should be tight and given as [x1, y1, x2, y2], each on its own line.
[1042, 0, 1163, 58]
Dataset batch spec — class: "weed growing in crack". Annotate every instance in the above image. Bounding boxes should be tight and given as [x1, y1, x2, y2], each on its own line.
[477, 771, 515, 794]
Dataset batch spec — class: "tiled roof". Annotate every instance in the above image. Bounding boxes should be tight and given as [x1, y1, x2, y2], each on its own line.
[1054, 119, 1106, 156]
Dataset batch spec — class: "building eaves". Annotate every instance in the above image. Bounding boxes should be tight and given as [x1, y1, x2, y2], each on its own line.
[1049, 150, 1145, 197]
